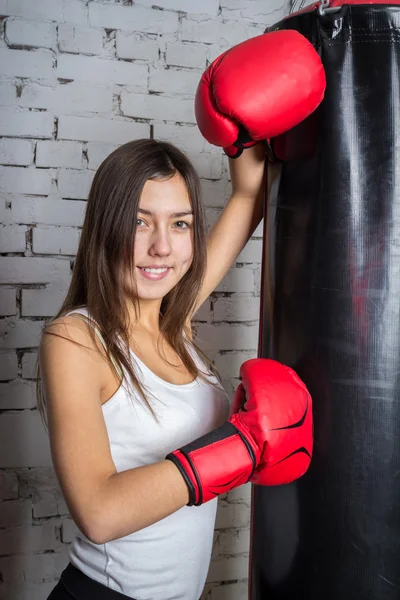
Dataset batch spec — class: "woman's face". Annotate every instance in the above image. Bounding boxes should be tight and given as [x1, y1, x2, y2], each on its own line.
[133, 173, 194, 302]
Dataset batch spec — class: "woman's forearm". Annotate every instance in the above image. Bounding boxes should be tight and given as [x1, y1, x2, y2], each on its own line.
[81, 460, 189, 544]
[229, 145, 281, 201]
[229, 142, 267, 199]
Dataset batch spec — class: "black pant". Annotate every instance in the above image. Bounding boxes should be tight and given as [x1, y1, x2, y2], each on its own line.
[47, 563, 137, 600]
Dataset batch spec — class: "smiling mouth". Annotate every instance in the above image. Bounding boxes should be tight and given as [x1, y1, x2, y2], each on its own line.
[138, 267, 170, 274]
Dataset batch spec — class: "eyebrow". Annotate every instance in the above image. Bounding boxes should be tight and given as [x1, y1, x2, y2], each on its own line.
[138, 209, 194, 218]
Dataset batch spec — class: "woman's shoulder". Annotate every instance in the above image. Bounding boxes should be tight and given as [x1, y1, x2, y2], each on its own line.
[41, 309, 105, 360]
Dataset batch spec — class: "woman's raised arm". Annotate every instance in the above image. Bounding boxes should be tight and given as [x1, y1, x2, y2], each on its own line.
[193, 145, 281, 313]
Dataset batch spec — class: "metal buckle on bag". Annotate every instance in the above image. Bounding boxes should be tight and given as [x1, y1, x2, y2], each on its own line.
[318, 0, 342, 16]
[318, 0, 342, 17]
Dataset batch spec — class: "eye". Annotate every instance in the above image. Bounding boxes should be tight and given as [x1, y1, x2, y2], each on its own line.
[174, 220, 191, 229]
[136, 218, 145, 227]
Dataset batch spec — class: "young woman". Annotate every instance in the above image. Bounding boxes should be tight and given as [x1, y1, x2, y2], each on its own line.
[39, 138, 277, 600]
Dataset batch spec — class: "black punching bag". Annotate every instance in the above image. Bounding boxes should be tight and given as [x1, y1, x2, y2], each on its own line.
[252, 3, 400, 599]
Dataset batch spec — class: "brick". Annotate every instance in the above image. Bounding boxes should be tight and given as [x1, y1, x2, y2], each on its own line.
[0, 82, 16, 105]
[190, 151, 222, 180]
[33, 491, 59, 519]
[0, 411, 52, 467]
[181, 17, 262, 46]
[21, 351, 38, 379]
[0, 521, 60, 555]
[18, 467, 68, 519]
[194, 298, 210, 322]
[216, 528, 250, 556]
[213, 296, 260, 322]
[5, 18, 55, 49]
[226, 483, 252, 504]
[11, 196, 86, 227]
[210, 582, 248, 600]
[57, 168, 94, 200]
[0, 139, 33, 166]
[60, 0, 88, 26]
[22, 549, 69, 582]
[215, 502, 250, 530]
[0, 471, 18, 501]
[0, 0, 87, 24]
[0, 555, 25, 582]
[0, 551, 65, 584]
[201, 179, 233, 209]
[58, 24, 103, 55]
[0, 166, 52, 196]
[0, 580, 56, 600]
[19, 82, 112, 113]
[116, 32, 158, 62]
[0, 288, 17, 316]
[0, 48, 53, 80]
[122, 92, 195, 124]
[0, 352, 18, 380]
[154, 123, 217, 155]
[58, 115, 149, 144]
[57, 54, 148, 88]
[236, 239, 262, 263]
[207, 555, 249, 583]
[166, 42, 207, 69]
[0, 108, 54, 139]
[0, 225, 27, 252]
[18, 468, 60, 498]
[0, 319, 43, 349]
[214, 266, 256, 293]
[0, 499, 32, 527]
[22, 282, 70, 318]
[196, 323, 259, 351]
[150, 129, 221, 183]
[0, 379, 37, 409]
[213, 351, 255, 379]
[252, 220, 263, 238]
[36, 141, 82, 169]
[89, 3, 179, 35]
[219, 376, 236, 398]
[32, 226, 80, 255]
[61, 518, 78, 543]
[56, 495, 69, 516]
[140, 0, 219, 13]
[0, 257, 70, 284]
[149, 67, 200, 95]
[86, 143, 118, 170]
[0, 0, 61, 22]
[220, 0, 286, 25]
[0, 199, 7, 224]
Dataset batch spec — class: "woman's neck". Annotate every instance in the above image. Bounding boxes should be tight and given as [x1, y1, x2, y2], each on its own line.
[126, 298, 162, 338]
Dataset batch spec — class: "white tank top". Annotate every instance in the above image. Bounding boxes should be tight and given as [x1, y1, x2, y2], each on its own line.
[66, 308, 230, 600]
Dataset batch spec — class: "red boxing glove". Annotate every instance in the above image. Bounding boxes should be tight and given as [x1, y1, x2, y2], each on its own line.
[166, 359, 312, 506]
[231, 359, 313, 486]
[195, 30, 326, 157]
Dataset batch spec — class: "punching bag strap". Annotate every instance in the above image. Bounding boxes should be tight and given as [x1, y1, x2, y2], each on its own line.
[289, 1, 341, 17]
[289, 1, 308, 13]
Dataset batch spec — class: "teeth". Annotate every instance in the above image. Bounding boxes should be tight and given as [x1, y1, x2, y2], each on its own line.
[141, 267, 168, 273]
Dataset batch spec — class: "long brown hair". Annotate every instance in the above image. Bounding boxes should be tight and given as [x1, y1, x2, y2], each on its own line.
[38, 138, 219, 423]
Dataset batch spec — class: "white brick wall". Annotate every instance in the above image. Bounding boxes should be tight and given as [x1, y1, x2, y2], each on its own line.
[0, 1, 290, 598]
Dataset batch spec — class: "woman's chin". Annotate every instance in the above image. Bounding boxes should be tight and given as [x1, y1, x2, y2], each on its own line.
[136, 284, 175, 301]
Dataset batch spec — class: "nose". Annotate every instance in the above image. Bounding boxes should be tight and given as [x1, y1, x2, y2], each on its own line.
[149, 225, 172, 257]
